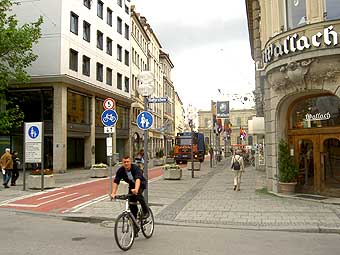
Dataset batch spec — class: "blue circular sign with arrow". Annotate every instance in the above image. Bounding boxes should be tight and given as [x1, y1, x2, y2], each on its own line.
[101, 109, 118, 127]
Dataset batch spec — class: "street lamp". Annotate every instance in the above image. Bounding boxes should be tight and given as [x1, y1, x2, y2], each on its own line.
[187, 104, 197, 178]
[207, 120, 213, 168]
[137, 71, 155, 204]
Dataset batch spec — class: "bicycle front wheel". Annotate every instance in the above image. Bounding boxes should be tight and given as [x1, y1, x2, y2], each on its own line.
[114, 213, 135, 251]
[140, 208, 154, 239]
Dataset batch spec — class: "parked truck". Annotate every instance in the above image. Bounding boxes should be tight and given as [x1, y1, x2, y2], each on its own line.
[174, 132, 205, 164]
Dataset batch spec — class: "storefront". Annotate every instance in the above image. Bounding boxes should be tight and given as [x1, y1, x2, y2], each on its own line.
[287, 94, 340, 196]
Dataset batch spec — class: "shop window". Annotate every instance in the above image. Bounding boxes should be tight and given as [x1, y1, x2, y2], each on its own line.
[285, 0, 306, 29]
[116, 105, 129, 129]
[67, 91, 89, 124]
[95, 99, 104, 126]
[325, 0, 340, 20]
[290, 95, 340, 129]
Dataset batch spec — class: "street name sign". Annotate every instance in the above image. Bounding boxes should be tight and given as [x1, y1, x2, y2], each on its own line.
[148, 97, 168, 103]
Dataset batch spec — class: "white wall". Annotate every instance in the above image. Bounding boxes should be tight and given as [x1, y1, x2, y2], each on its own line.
[13, 0, 62, 75]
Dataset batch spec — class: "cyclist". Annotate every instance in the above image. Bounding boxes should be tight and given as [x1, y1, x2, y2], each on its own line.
[111, 156, 150, 222]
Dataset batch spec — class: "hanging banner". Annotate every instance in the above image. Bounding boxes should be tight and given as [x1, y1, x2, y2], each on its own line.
[216, 101, 229, 119]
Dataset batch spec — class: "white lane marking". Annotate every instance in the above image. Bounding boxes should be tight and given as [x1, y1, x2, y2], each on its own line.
[65, 194, 108, 213]
[37, 192, 66, 200]
[67, 194, 91, 202]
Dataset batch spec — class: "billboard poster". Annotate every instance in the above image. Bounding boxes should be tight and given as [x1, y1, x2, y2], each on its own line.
[216, 101, 229, 119]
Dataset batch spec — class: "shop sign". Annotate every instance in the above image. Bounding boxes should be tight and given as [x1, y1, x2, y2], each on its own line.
[263, 25, 338, 63]
[305, 112, 331, 121]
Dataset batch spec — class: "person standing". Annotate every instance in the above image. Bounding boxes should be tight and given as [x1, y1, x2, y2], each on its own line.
[11, 151, 20, 186]
[0, 148, 13, 188]
[230, 150, 245, 191]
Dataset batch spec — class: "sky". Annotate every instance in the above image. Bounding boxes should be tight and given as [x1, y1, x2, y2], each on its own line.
[132, 0, 255, 112]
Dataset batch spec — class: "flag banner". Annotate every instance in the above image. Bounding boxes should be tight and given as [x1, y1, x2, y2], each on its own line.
[216, 101, 230, 119]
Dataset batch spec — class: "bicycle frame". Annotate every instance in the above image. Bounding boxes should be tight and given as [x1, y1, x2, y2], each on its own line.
[122, 198, 140, 232]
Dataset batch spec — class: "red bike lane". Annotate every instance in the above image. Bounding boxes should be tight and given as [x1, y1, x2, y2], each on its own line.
[0, 166, 165, 214]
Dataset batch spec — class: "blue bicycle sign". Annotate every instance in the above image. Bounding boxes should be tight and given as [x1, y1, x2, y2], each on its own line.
[101, 109, 118, 127]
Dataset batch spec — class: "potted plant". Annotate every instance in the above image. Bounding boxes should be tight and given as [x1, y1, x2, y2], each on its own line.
[278, 139, 299, 194]
[153, 149, 164, 166]
[28, 167, 55, 189]
[162, 163, 182, 180]
[90, 163, 108, 178]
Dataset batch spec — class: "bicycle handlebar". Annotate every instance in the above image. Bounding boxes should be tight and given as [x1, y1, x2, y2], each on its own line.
[114, 194, 132, 200]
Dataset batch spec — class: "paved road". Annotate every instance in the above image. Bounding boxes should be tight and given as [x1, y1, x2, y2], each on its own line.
[1, 210, 339, 255]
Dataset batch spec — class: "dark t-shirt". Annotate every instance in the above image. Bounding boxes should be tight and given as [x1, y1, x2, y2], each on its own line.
[114, 164, 146, 189]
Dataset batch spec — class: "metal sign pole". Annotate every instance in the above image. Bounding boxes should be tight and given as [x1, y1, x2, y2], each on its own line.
[23, 122, 26, 191]
[109, 132, 112, 196]
[41, 122, 44, 191]
[143, 96, 149, 204]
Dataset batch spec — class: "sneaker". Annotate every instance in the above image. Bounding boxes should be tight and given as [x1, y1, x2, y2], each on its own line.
[4, 185, 10, 188]
[233, 185, 237, 191]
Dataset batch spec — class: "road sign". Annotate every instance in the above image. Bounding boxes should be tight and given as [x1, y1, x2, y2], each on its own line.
[101, 109, 118, 127]
[104, 126, 115, 134]
[25, 122, 42, 143]
[136, 111, 153, 130]
[148, 97, 168, 103]
[24, 122, 43, 163]
[103, 98, 115, 110]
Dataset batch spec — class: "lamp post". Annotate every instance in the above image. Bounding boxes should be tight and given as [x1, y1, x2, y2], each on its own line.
[137, 71, 154, 204]
[207, 120, 213, 168]
[187, 104, 196, 178]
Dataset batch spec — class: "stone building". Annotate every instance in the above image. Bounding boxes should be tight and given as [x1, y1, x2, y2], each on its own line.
[246, 0, 340, 196]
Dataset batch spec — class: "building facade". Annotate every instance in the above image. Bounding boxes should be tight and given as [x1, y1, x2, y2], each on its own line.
[174, 92, 185, 135]
[229, 109, 256, 146]
[3, 0, 133, 172]
[246, 0, 340, 196]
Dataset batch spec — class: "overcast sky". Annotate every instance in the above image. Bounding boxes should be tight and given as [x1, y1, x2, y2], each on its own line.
[132, 0, 255, 111]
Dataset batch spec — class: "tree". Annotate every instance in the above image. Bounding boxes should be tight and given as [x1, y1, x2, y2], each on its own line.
[0, 0, 42, 133]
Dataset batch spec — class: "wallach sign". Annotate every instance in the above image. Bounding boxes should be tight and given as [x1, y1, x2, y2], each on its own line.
[263, 25, 339, 63]
[305, 112, 331, 121]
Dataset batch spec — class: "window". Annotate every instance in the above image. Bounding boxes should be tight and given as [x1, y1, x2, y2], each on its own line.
[97, 0, 103, 19]
[124, 24, 129, 40]
[107, 8, 112, 26]
[286, 0, 306, 29]
[82, 55, 90, 76]
[236, 117, 241, 126]
[117, 0, 122, 7]
[117, 44, 122, 61]
[124, 50, 129, 66]
[125, 5, 129, 14]
[69, 49, 78, 71]
[70, 12, 78, 35]
[117, 73, 122, 89]
[84, 0, 91, 9]
[83, 21, 91, 42]
[325, 0, 340, 20]
[117, 17, 122, 34]
[106, 68, 112, 85]
[97, 30, 103, 50]
[106, 37, 112, 55]
[96, 62, 103, 82]
[124, 77, 129, 92]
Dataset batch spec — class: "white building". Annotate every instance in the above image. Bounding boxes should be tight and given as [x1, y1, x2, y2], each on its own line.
[8, 0, 132, 172]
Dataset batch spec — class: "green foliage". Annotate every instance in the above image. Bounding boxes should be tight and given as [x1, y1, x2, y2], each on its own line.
[278, 139, 299, 183]
[156, 149, 164, 158]
[0, 0, 43, 133]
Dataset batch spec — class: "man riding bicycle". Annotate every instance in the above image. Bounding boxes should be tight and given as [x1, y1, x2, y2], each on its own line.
[111, 156, 150, 221]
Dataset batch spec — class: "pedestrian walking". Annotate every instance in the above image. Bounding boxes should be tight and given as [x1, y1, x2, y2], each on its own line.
[0, 148, 13, 188]
[230, 150, 245, 191]
[11, 151, 20, 186]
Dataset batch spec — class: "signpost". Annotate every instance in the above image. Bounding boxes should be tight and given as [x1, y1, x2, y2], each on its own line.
[23, 122, 43, 190]
[102, 98, 117, 196]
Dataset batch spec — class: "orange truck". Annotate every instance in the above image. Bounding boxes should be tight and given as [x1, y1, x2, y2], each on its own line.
[174, 132, 205, 164]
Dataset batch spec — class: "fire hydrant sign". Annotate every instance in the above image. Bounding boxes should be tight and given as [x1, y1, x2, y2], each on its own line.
[25, 122, 43, 163]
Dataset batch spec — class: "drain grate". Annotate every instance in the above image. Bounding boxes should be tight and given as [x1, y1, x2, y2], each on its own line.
[295, 194, 328, 200]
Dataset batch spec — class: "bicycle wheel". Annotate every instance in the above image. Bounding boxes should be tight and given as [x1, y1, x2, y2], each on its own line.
[140, 208, 154, 239]
[114, 213, 135, 251]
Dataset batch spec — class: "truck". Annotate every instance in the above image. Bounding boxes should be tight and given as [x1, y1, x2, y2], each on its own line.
[174, 132, 205, 164]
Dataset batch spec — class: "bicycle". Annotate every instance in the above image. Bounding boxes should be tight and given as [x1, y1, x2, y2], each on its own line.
[113, 194, 154, 251]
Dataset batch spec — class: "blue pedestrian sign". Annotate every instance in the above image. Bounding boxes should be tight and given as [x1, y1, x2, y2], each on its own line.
[101, 109, 118, 127]
[28, 126, 39, 139]
[137, 111, 153, 130]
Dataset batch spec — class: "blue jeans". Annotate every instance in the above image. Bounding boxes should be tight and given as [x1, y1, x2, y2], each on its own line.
[2, 170, 12, 186]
